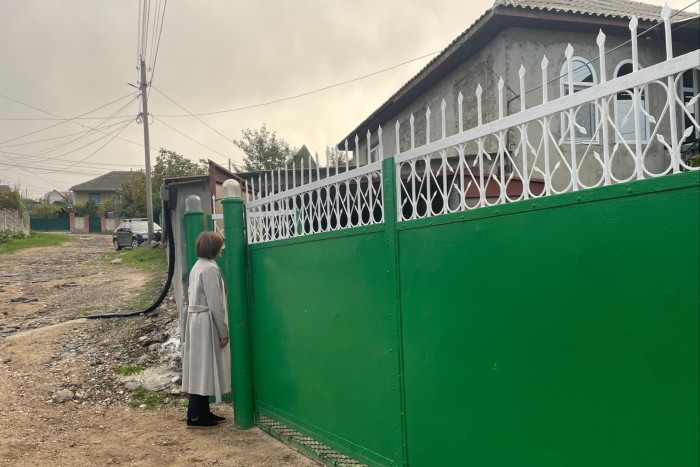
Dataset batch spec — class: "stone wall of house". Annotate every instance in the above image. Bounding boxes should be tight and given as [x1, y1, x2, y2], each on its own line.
[0, 209, 30, 235]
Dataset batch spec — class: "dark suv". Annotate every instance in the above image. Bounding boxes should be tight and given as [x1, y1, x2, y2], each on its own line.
[113, 219, 162, 250]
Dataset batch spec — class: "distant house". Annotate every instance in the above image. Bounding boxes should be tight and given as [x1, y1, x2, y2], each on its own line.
[70, 171, 138, 205]
[44, 190, 70, 204]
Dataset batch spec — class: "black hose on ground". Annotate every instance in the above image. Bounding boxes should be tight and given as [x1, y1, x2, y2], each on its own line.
[84, 201, 175, 319]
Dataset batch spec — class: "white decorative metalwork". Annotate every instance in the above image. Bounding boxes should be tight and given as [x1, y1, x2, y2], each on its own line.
[245, 7, 698, 239]
[396, 10, 699, 221]
[246, 161, 384, 244]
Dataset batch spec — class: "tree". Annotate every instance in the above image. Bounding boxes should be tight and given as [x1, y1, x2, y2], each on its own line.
[116, 149, 208, 219]
[75, 199, 100, 217]
[0, 186, 24, 214]
[30, 203, 63, 219]
[233, 124, 297, 172]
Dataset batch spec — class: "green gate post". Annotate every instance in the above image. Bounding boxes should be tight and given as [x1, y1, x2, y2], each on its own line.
[221, 179, 254, 429]
[183, 195, 206, 271]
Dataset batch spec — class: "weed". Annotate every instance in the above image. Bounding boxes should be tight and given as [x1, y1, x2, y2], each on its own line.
[128, 386, 171, 409]
[114, 364, 144, 376]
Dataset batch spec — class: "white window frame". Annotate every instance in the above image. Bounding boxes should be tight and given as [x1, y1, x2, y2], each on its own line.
[681, 68, 700, 141]
[613, 59, 650, 144]
[369, 144, 381, 163]
[560, 57, 599, 144]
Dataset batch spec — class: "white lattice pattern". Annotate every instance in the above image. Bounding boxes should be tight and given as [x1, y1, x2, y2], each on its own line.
[395, 6, 699, 221]
[246, 162, 383, 244]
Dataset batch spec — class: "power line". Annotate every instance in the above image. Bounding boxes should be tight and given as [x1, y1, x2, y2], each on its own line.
[151, 85, 233, 145]
[27, 99, 138, 159]
[62, 120, 135, 172]
[154, 50, 442, 117]
[152, 116, 230, 162]
[2, 120, 135, 170]
[149, 0, 168, 86]
[0, 119, 133, 149]
[0, 92, 140, 146]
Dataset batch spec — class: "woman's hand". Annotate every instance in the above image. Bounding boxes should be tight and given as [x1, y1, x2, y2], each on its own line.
[220, 337, 229, 348]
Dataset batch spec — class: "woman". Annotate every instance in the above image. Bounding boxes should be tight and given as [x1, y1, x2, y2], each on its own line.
[182, 231, 231, 428]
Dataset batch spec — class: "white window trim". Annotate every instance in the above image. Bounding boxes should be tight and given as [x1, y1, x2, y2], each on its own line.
[613, 60, 651, 144]
[369, 144, 381, 163]
[559, 56, 599, 144]
[681, 69, 700, 141]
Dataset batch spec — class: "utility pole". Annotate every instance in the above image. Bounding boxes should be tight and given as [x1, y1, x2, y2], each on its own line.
[140, 56, 155, 244]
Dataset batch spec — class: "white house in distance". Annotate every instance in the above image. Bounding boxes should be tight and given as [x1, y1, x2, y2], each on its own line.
[44, 190, 71, 204]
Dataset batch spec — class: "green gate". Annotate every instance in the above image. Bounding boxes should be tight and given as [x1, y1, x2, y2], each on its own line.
[88, 216, 101, 233]
[30, 215, 70, 231]
[183, 170, 699, 467]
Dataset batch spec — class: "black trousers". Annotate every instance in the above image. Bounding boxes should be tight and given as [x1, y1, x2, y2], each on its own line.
[187, 394, 210, 420]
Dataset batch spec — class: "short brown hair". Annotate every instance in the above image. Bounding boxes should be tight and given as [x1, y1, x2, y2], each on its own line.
[195, 231, 224, 259]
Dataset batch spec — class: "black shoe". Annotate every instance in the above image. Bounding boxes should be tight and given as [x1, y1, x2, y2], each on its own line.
[187, 417, 220, 429]
[204, 412, 227, 423]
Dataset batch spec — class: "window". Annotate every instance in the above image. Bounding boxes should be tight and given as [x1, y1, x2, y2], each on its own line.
[560, 57, 598, 143]
[88, 193, 101, 204]
[369, 144, 381, 163]
[681, 69, 699, 143]
[614, 60, 649, 143]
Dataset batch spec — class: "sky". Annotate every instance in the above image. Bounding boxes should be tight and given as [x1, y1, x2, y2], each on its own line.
[0, 0, 690, 199]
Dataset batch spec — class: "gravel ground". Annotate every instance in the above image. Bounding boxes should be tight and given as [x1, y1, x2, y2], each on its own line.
[0, 234, 320, 467]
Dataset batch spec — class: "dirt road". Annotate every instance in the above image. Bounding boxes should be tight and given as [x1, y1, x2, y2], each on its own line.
[0, 234, 318, 467]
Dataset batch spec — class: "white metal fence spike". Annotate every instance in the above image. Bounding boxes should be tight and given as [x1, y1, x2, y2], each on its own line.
[301, 158, 304, 185]
[410, 114, 415, 149]
[293, 161, 296, 188]
[395, 120, 401, 155]
[518, 68, 526, 113]
[366, 130, 371, 165]
[458, 91, 464, 132]
[441, 99, 447, 139]
[565, 43, 574, 59]
[355, 135, 360, 168]
[476, 84, 483, 126]
[426, 107, 431, 144]
[498, 77, 504, 119]
[344, 139, 349, 172]
[541, 56, 549, 103]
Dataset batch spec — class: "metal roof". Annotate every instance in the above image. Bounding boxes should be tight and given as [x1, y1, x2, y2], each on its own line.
[340, 0, 697, 146]
[494, 0, 696, 22]
[70, 171, 139, 192]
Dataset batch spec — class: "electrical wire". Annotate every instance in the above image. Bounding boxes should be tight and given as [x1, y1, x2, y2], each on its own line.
[27, 99, 138, 159]
[61, 120, 136, 171]
[151, 85, 232, 145]
[152, 116, 230, 162]
[153, 50, 442, 118]
[0, 92, 139, 146]
[0, 119, 134, 149]
[149, 0, 168, 87]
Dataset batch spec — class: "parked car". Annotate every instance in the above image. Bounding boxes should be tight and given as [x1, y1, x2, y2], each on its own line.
[113, 219, 162, 250]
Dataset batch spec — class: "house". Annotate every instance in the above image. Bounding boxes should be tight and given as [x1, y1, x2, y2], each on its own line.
[44, 190, 70, 205]
[70, 171, 138, 205]
[339, 0, 699, 192]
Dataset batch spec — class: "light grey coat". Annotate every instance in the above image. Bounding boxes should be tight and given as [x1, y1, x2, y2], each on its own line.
[181, 258, 231, 402]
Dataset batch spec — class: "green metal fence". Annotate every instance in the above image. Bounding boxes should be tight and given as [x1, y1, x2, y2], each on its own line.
[184, 168, 699, 466]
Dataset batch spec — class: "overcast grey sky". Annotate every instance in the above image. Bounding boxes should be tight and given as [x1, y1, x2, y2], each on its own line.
[0, 0, 686, 198]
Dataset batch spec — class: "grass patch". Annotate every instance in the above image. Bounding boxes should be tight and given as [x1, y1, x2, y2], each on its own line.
[105, 246, 167, 274]
[128, 386, 172, 409]
[103, 246, 168, 310]
[0, 232, 73, 254]
[115, 364, 144, 376]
